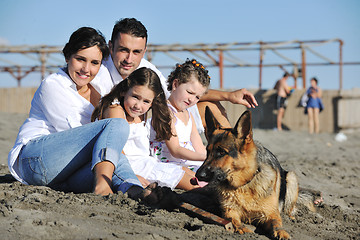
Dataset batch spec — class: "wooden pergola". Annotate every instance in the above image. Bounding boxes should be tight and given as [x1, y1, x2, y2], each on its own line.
[1, 39, 358, 89]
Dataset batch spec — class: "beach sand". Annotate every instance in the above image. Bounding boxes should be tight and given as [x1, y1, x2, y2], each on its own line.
[0, 112, 359, 239]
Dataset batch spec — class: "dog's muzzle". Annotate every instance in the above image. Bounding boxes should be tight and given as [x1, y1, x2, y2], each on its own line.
[196, 165, 227, 183]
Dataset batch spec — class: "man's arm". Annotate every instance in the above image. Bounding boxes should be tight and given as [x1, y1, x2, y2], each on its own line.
[199, 89, 258, 108]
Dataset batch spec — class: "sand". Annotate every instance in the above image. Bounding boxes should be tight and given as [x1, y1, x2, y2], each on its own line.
[0, 112, 359, 240]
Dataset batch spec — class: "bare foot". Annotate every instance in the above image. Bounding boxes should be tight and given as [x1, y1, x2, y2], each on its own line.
[93, 175, 114, 196]
[93, 161, 115, 196]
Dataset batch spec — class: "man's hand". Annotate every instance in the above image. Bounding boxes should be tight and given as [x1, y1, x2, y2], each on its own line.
[227, 89, 258, 108]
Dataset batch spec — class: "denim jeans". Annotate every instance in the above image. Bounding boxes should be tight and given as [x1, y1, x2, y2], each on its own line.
[18, 118, 142, 193]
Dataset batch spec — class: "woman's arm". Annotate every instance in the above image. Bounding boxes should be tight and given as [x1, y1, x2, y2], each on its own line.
[165, 115, 206, 161]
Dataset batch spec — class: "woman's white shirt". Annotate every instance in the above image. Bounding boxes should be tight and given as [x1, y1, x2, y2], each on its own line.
[8, 65, 113, 184]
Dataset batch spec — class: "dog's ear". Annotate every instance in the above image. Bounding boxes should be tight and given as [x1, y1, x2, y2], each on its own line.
[205, 106, 221, 140]
[233, 110, 253, 143]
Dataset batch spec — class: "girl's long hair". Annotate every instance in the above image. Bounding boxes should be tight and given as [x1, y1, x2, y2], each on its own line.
[91, 67, 173, 141]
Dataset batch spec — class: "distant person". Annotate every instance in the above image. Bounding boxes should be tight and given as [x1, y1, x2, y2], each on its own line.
[305, 77, 324, 134]
[8, 27, 160, 203]
[274, 72, 292, 131]
[96, 17, 258, 136]
[91, 67, 201, 191]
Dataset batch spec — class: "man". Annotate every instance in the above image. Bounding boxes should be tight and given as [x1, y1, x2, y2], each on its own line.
[274, 72, 291, 131]
[99, 18, 258, 134]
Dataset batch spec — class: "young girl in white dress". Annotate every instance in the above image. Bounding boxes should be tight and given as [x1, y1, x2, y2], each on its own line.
[149, 59, 210, 181]
[91, 67, 200, 190]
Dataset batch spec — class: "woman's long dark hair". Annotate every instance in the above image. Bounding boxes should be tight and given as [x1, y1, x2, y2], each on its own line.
[63, 27, 109, 61]
[91, 67, 173, 141]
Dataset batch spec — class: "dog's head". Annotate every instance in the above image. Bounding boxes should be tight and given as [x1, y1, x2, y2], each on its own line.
[196, 107, 258, 188]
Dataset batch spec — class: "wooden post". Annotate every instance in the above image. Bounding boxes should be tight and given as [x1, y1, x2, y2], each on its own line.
[301, 47, 306, 89]
[339, 39, 343, 90]
[40, 52, 46, 81]
[292, 65, 298, 89]
[219, 51, 224, 89]
[17, 67, 21, 87]
[259, 42, 264, 89]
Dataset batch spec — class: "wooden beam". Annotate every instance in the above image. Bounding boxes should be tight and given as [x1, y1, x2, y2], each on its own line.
[179, 202, 234, 232]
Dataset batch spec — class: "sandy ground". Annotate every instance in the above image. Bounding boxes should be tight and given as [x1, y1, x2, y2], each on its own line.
[0, 112, 359, 240]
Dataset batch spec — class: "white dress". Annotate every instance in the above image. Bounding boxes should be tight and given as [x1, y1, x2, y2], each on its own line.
[115, 101, 184, 190]
[149, 105, 204, 172]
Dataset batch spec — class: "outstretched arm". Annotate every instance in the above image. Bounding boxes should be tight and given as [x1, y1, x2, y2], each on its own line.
[199, 89, 258, 108]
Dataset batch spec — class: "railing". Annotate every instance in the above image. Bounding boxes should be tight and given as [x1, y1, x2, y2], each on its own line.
[2, 39, 359, 89]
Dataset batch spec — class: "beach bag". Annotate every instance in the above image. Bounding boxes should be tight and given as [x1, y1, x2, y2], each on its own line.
[300, 93, 308, 107]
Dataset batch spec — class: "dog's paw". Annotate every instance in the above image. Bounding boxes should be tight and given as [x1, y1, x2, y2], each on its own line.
[273, 228, 291, 240]
[235, 224, 253, 234]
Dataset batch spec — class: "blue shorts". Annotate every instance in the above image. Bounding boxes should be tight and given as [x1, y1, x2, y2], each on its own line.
[305, 97, 324, 114]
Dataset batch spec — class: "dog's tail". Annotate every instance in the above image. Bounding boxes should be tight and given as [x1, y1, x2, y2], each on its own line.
[297, 187, 324, 212]
[281, 171, 299, 218]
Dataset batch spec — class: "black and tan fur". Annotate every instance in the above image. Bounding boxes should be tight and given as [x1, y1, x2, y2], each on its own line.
[195, 107, 305, 239]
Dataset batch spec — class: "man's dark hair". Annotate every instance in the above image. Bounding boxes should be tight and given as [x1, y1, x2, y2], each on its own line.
[283, 72, 290, 78]
[111, 18, 148, 45]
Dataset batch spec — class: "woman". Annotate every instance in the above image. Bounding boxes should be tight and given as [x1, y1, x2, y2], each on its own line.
[305, 77, 324, 134]
[8, 27, 155, 200]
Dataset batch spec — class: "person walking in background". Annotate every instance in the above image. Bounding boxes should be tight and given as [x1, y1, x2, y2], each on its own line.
[274, 72, 291, 131]
[305, 77, 324, 134]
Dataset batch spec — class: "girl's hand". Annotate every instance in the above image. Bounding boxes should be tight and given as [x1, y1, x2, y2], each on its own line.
[198, 152, 207, 161]
[136, 175, 150, 188]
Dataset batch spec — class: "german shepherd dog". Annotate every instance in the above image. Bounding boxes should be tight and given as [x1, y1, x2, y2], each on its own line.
[195, 107, 319, 239]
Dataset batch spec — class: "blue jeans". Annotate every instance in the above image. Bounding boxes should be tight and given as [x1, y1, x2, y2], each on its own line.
[18, 118, 142, 193]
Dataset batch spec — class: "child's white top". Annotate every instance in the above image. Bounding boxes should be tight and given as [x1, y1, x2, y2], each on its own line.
[148, 104, 203, 172]
[113, 100, 184, 190]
